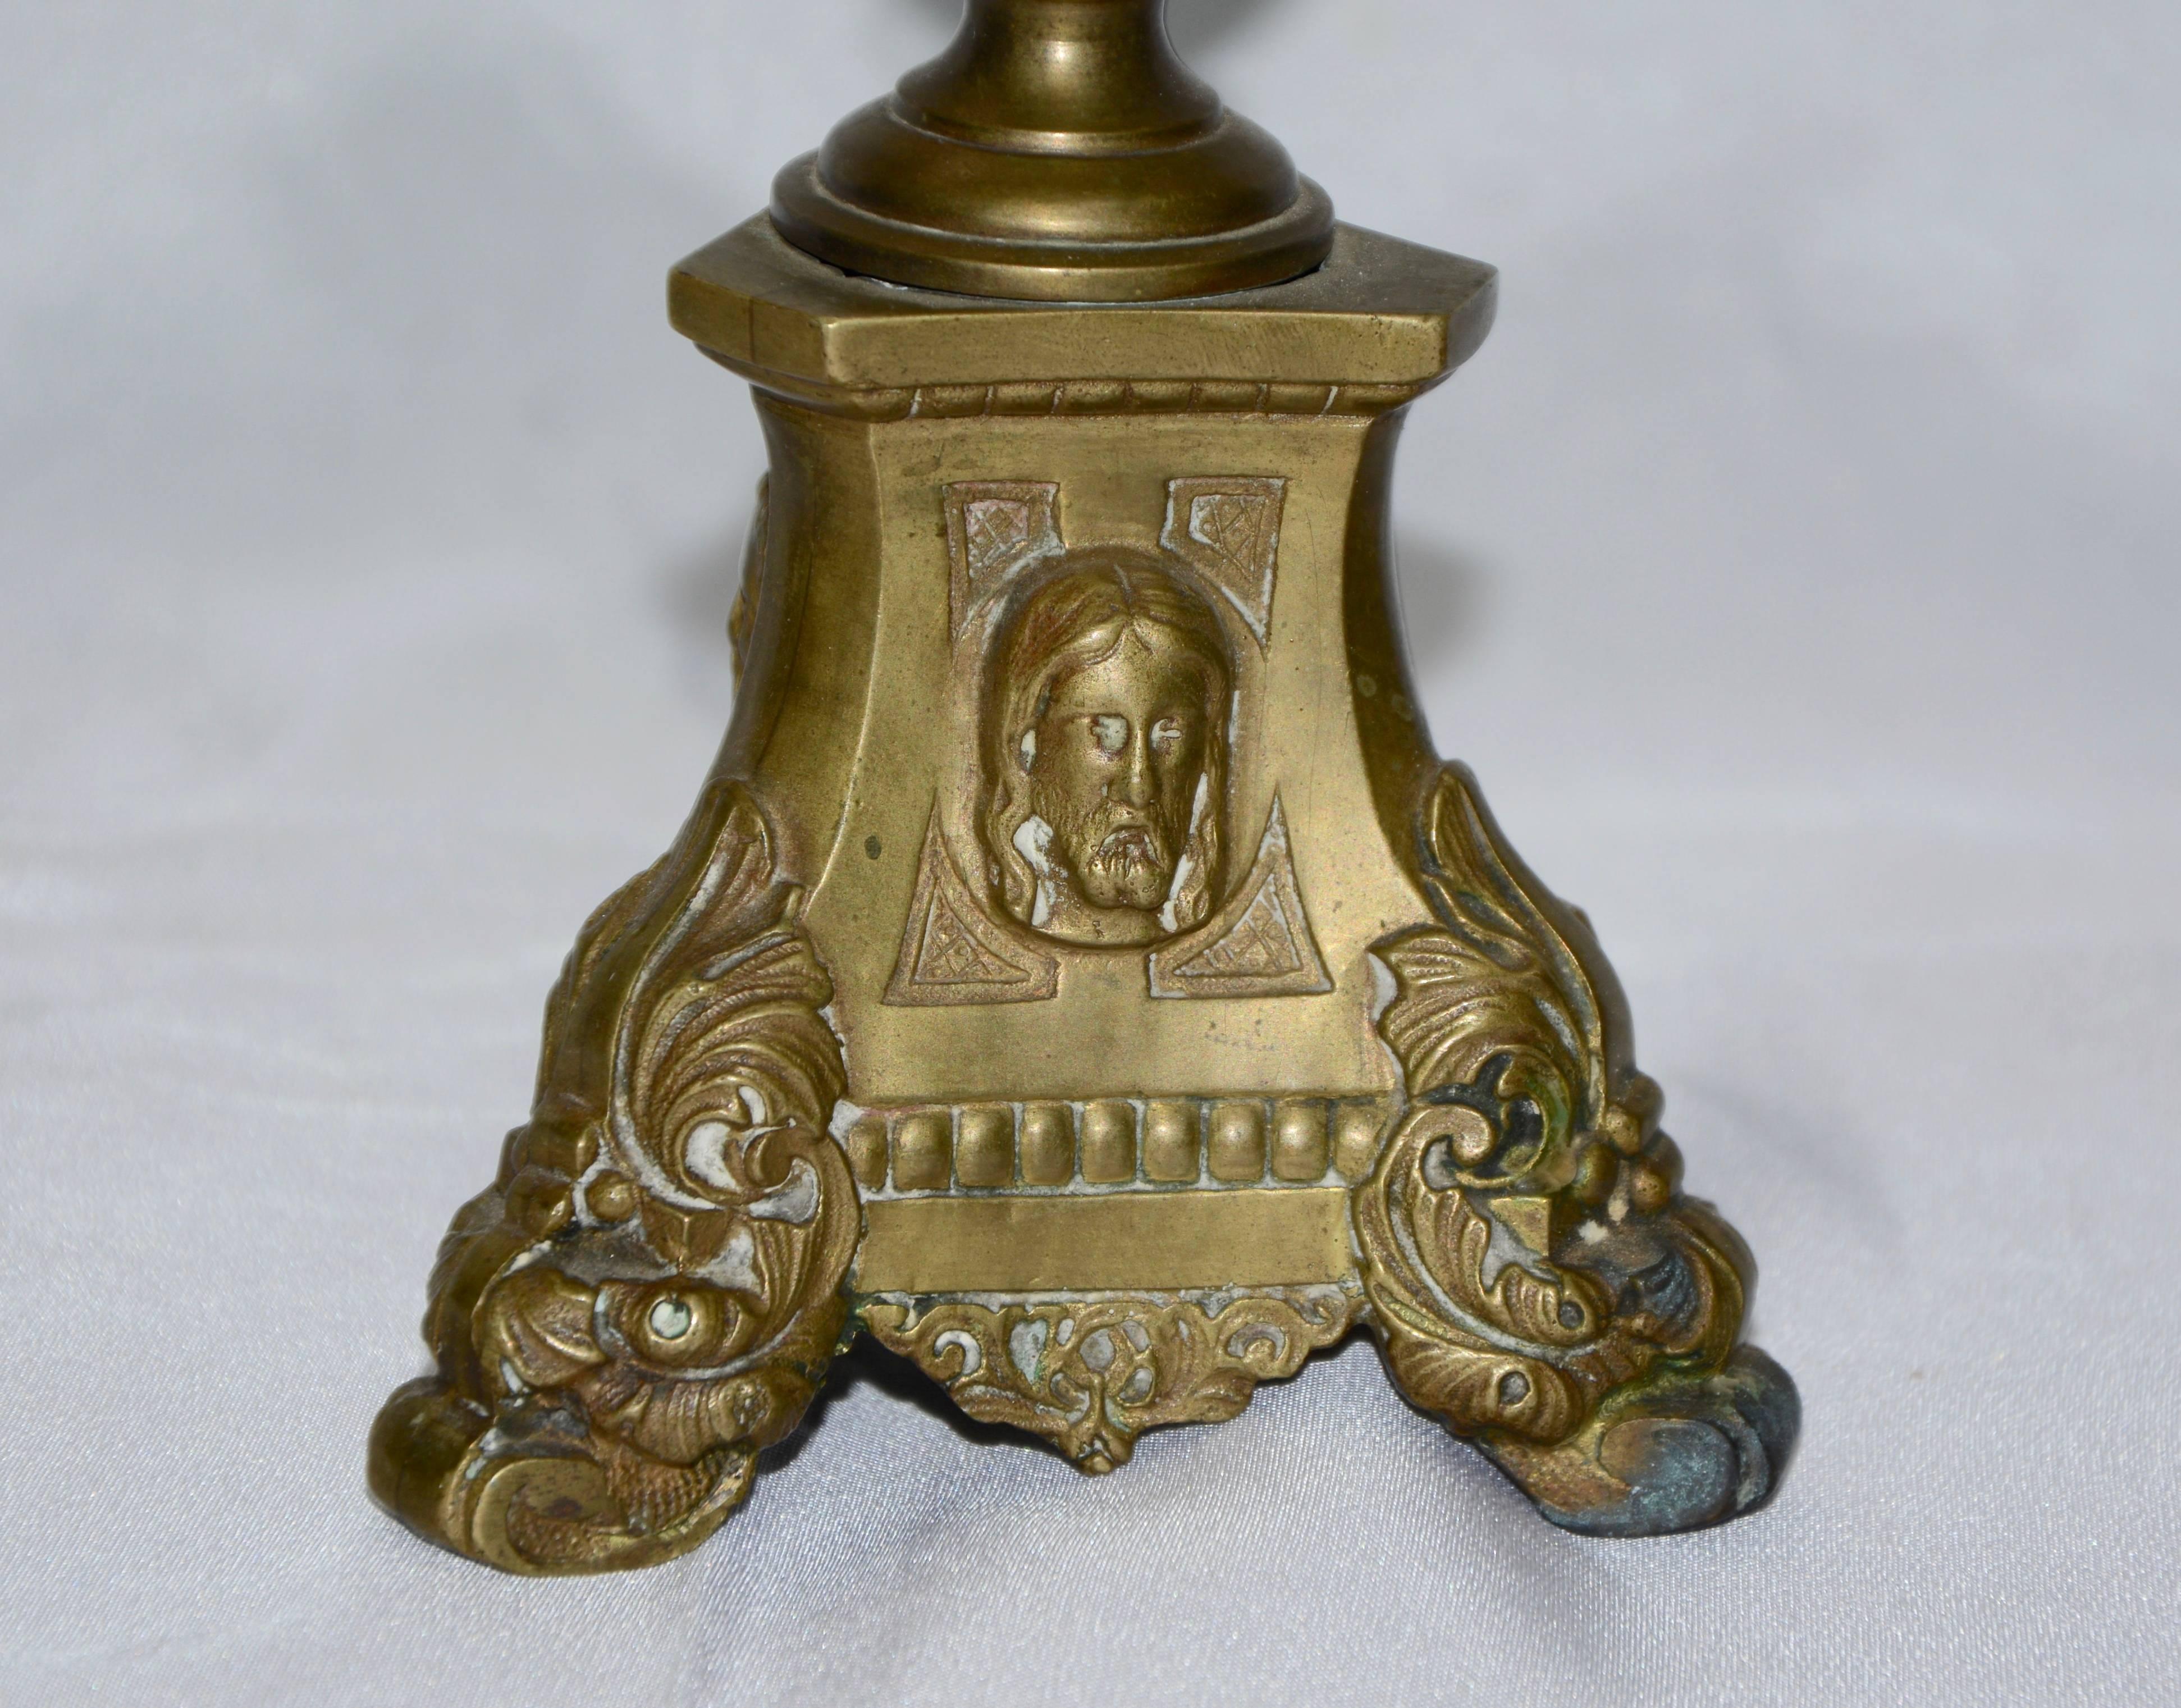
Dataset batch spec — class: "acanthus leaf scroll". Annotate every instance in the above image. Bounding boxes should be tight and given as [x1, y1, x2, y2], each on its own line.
[1354, 767, 1755, 1453]
[371, 781, 857, 1574]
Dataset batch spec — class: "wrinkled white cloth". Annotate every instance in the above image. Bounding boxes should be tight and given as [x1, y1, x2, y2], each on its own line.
[2, 3, 2177, 1704]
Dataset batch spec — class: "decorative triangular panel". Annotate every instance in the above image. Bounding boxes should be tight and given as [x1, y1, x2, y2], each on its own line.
[944, 481, 1063, 637]
[1149, 797, 1331, 998]
[1159, 476, 1286, 649]
[1185, 883, 1305, 980]
[885, 808, 1059, 1006]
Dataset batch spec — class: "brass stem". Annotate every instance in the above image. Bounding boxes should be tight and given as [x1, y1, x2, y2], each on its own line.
[895, 0, 1221, 152]
[769, 0, 1333, 302]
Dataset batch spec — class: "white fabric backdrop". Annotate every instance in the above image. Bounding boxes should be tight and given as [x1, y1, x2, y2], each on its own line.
[3, 2, 2176, 1702]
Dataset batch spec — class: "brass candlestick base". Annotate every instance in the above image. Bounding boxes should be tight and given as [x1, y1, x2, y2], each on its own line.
[369, 2, 1796, 1575]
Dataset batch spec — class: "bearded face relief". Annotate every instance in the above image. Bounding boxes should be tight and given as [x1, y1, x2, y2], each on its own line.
[1032, 641, 1205, 930]
[983, 549, 1232, 947]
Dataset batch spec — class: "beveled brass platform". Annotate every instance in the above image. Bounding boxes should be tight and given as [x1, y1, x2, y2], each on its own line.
[369, 0, 1796, 1574]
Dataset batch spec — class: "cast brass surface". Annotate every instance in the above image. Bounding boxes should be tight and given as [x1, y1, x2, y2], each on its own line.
[369, 0, 1798, 1574]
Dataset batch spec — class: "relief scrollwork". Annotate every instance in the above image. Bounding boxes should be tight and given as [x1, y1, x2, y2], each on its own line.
[368, 782, 857, 1573]
[1354, 766, 1763, 1480]
[865, 1287, 1361, 1473]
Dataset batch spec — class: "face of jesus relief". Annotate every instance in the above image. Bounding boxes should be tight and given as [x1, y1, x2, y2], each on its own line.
[982, 549, 1232, 948]
[1026, 634, 1209, 943]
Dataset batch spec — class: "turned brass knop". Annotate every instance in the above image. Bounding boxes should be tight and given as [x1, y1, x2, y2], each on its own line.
[769, 0, 1334, 300]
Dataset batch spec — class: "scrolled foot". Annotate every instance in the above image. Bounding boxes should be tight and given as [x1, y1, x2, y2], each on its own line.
[1353, 768, 1801, 1539]
[368, 1379, 758, 1574]
[1476, 1345, 1799, 1537]
[369, 783, 860, 1575]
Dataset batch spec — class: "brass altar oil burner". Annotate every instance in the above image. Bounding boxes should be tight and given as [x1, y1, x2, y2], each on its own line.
[369, 0, 1798, 1573]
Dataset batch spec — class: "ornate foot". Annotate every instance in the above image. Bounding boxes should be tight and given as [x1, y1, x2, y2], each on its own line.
[367, 783, 857, 1574]
[1354, 767, 1799, 1537]
[1476, 1345, 1798, 1536]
